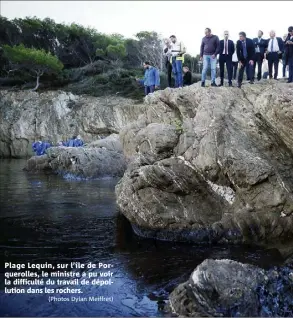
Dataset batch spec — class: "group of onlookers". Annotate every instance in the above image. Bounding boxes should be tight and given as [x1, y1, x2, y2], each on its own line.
[138, 26, 293, 95]
[200, 26, 293, 88]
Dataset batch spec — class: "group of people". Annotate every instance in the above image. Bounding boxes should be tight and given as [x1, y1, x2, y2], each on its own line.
[139, 26, 293, 95]
[200, 26, 293, 88]
[32, 136, 84, 156]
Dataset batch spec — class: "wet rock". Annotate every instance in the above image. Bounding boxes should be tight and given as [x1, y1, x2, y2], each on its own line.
[24, 136, 127, 179]
[168, 259, 293, 317]
[116, 82, 293, 256]
[0, 90, 146, 158]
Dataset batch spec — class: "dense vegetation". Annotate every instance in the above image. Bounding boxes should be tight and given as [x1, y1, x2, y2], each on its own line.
[0, 16, 200, 99]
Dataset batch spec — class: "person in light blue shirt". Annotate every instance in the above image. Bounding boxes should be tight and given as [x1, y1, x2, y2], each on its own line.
[142, 61, 160, 95]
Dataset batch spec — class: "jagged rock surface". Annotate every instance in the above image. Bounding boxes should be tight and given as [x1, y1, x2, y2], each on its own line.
[167, 259, 293, 317]
[0, 90, 146, 158]
[24, 134, 127, 179]
[116, 81, 293, 256]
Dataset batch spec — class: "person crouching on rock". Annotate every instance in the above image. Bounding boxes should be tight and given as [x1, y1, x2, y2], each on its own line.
[183, 66, 192, 86]
[142, 61, 160, 95]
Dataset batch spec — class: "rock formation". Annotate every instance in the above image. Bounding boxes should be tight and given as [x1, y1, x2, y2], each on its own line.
[116, 81, 293, 257]
[0, 90, 146, 158]
[167, 258, 293, 317]
[24, 134, 127, 179]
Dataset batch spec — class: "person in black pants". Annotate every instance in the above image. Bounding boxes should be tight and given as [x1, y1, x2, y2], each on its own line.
[282, 34, 288, 77]
[163, 39, 173, 87]
[183, 66, 192, 86]
[219, 31, 235, 86]
[232, 45, 238, 80]
[265, 30, 284, 80]
[285, 26, 293, 83]
[236, 31, 255, 88]
[252, 30, 267, 81]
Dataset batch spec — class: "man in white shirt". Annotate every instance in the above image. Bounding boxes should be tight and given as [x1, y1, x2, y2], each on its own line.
[219, 31, 235, 86]
[169, 35, 186, 88]
[265, 30, 284, 80]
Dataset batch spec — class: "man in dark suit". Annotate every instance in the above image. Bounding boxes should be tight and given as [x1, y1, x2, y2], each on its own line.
[285, 26, 293, 83]
[236, 32, 255, 88]
[219, 31, 235, 86]
[265, 30, 284, 80]
[252, 30, 267, 81]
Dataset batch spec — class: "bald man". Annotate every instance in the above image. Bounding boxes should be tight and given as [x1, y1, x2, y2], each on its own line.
[265, 30, 284, 80]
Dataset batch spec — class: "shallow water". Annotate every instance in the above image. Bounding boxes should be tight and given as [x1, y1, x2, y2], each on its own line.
[0, 159, 284, 317]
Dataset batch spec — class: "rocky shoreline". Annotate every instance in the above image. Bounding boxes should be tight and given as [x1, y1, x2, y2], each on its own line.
[2, 80, 293, 316]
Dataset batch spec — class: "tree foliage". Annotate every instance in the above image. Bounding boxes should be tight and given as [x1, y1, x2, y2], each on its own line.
[3, 44, 63, 90]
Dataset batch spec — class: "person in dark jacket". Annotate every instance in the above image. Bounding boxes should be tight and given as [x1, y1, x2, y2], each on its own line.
[236, 31, 255, 88]
[163, 39, 173, 87]
[285, 26, 293, 83]
[282, 34, 288, 77]
[219, 30, 235, 86]
[200, 28, 220, 87]
[265, 30, 284, 80]
[252, 30, 267, 81]
[183, 66, 192, 86]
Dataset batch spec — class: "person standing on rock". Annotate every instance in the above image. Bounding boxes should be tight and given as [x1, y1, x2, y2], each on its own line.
[284, 26, 293, 83]
[236, 32, 255, 88]
[169, 35, 186, 88]
[219, 31, 235, 86]
[142, 61, 160, 95]
[163, 38, 173, 88]
[232, 44, 238, 80]
[265, 30, 284, 80]
[252, 30, 267, 81]
[282, 34, 288, 78]
[200, 28, 220, 87]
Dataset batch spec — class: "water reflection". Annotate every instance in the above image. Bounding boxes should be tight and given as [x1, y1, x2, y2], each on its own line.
[0, 159, 284, 317]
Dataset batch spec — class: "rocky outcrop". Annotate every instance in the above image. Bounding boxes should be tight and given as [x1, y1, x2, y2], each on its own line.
[24, 134, 127, 179]
[167, 258, 293, 317]
[116, 81, 293, 256]
[0, 90, 146, 158]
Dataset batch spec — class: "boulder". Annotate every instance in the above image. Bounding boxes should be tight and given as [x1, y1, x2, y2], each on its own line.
[24, 135, 127, 179]
[167, 258, 293, 317]
[116, 81, 293, 256]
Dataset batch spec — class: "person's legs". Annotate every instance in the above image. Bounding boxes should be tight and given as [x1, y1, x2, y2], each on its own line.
[233, 62, 238, 80]
[288, 57, 293, 82]
[219, 56, 225, 85]
[256, 54, 263, 81]
[268, 54, 273, 78]
[273, 53, 279, 79]
[172, 58, 178, 87]
[226, 58, 233, 84]
[210, 56, 217, 83]
[201, 55, 209, 83]
[245, 62, 251, 81]
[149, 85, 155, 93]
[282, 59, 287, 78]
[238, 61, 246, 86]
[144, 86, 150, 96]
[176, 60, 183, 87]
[167, 62, 172, 87]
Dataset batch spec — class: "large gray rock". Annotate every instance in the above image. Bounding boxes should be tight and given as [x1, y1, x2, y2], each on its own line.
[24, 135, 127, 179]
[0, 90, 146, 158]
[116, 81, 293, 256]
[167, 258, 293, 317]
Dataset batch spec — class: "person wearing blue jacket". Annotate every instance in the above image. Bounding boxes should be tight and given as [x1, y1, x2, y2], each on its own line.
[32, 141, 51, 156]
[142, 61, 160, 95]
[63, 135, 84, 147]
